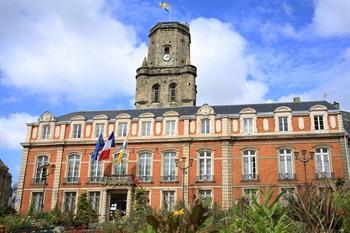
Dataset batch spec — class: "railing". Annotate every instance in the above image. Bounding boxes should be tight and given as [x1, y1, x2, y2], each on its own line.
[104, 175, 133, 185]
[31, 177, 47, 184]
[242, 174, 259, 181]
[160, 175, 178, 182]
[88, 176, 104, 183]
[316, 172, 334, 180]
[196, 175, 215, 182]
[278, 173, 296, 180]
[64, 177, 80, 184]
[136, 176, 153, 183]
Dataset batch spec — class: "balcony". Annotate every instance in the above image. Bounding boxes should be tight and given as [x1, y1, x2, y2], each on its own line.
[88, 176, 104, 184]
[316, 172, 334, 180]
[104, 175, 134, 186]
[31, 177, 47, 185]
[64, 177, 80, 184]
[242, 174, 259, 182]
[160, 175, 178, 183]
[196, 175, 215, 182]
[136, 176, 153, 183]
[278, 173, 296, 181]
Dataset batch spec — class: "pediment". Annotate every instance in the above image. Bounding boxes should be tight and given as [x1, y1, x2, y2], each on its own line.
[197, 103, 215, 116]
[38, 111, 56, 122]
[310, 105, 327, 111]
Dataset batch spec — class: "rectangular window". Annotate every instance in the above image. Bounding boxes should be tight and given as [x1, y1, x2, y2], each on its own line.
[243, 118, 253, 133]
[89, 191, 100, 214]
[163, 191, 175, 211]
[64, 192, 76, 213]
[141, 122, 151, 136]
[279, 149, 293, 180]
[90, 155, 103, 182]
[198, 190, 212, 203]
[278, 117, 288, 131]
[138, 153, 152, 182]
[244, 189, 258, 204]
[165, 120, 176, 136]
[201, 119, 210, 134]
[41, 125, 50, 139]
[94, 123, 104, 137]
[315, 148, 331, 178]
[35, 156, 48, 183]
[72, 124, 82, 138]
[31, 192, 43, 212]
[314, 115, 324, 130]
[118, 123, 128, 137]
[243, 150, 257, 180]
[162, 152, 176, 182]
[198, 151, 212, 181]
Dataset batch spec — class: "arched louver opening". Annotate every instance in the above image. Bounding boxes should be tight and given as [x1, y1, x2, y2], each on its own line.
[169, 83, 176, 102]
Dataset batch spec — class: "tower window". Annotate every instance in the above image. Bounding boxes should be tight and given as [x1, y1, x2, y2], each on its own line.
[152, 84, 160, 103]
[164, 46, 170, 54]
[169, 83, 176, 102]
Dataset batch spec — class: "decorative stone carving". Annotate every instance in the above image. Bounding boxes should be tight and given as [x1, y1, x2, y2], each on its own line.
[156, 122, 161, 135]
[216, 120, 221, 133]
[197, 103, 215, 118]
[232, 120, 238, 132]
[190, 121, 195, 133]
[39, 111, 55, 122]
[298, 117, 304, 130]
[132, 123, 137, 136]
[330, 116, 336, 129]
[263, 119, 269, 131]
[54, 126, 60, 138]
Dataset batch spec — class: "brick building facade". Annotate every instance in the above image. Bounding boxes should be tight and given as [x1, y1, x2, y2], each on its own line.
[15, 22, 350, 222]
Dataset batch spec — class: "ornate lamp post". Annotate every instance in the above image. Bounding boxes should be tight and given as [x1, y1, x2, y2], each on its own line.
[294, 150, 314, 187]
[38, 163, 56, 211]
[175, 156, 193, 206]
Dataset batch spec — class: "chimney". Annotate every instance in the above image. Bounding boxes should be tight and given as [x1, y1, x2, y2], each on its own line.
[293, 97, 301, 103]
[332, 101, 340, 109]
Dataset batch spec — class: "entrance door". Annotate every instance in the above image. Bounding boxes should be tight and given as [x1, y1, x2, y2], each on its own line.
[109, 192, 127, 220]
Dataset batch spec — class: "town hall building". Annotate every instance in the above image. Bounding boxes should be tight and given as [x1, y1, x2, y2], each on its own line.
[15, 22, 350, 222]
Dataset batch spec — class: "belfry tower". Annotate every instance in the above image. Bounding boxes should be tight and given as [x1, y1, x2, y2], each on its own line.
[135, 22, 197, 109]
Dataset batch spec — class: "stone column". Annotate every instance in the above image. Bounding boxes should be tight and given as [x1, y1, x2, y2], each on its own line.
[126, 188, 133, 215]
[182, 142, 190, 206]
[100, 189, 108, 222]
[15, 147, 29, 212]
[51, 146, 63, 209]
[221, 141, 233, 209]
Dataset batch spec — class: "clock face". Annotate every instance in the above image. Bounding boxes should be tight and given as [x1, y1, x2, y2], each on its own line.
[163, 54, 171, 61]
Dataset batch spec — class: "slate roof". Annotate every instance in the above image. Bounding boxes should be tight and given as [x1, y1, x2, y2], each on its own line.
[56, 101, 337, 122]
[341, 111, 350, 135]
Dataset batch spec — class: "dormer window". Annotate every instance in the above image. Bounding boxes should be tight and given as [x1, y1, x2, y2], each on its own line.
[152, 84, 160, 103]
[41, 125, 50, 139]
[314, 115, 324, 130]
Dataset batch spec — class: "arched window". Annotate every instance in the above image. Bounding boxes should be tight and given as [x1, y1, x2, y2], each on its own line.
[35, 155, 48, 183]
[152, 84, 160, 103]
[169, 83, 176, 102]
[90, 154, 103, 182]
[162, 152, 176, 181]
[315, 148, 331, 178]
[278, 149, 294, 180]
[198, 151, 213, 181]
[66, 154, 80, 183]
[138, 152, 152, 182]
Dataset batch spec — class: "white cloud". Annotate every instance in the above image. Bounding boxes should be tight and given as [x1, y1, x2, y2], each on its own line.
[190, 18, 268, 105]
[312, 0, 350, 36]
[0, 0, 147, 106]
[0, 113, 38, 150]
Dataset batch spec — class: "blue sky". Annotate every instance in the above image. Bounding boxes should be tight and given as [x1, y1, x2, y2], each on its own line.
[0, 0, 349, 183]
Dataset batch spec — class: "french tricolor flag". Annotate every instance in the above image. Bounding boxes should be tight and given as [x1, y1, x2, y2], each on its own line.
[99, 132, 115, 160]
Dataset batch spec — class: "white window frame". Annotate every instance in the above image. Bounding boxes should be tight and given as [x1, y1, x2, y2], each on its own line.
[243, 150, 257, 180]
[243, 188, 259, 204]
[118, 122, 128, 137]
[162, 190, 176, 211]
[141, 121, 151, 136]
[198, 151, 213, 181]
[165, 120, 176, 136]
[278, 116, 289, 132]
[278, 149, 294, 179]
[243, 118, 253, 133]
[72, 124, 82, 139]
[138, 152, 152, 182]
[41, 125, 51, 139]
[315, 148, 332, 178]
[66, 154, 81, 183]
[31, 192, 43, 212]
[201, 118, 210, 134]
[34, 155, 49, 182]
[63, 191, 77, 213]
[314, 115, 325, 131]
[89, 191, 101, 215]
[162, 151, 177, 182]
[94, 123, 105, 138]
[114, 153, 128, 175]
[89, 154, 103, 182]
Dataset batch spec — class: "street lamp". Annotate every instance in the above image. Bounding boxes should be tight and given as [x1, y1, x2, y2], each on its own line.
[294, 150, 314, 187]
[175, 156, 193, 206]
[38, 163, 56, 211]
